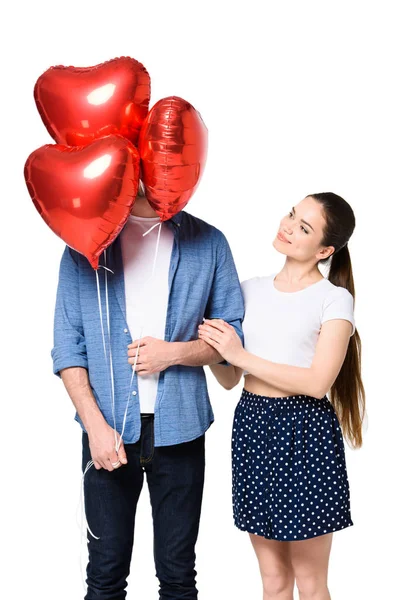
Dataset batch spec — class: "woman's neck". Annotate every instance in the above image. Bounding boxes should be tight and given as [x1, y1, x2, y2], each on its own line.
[277, 258, 323, 284]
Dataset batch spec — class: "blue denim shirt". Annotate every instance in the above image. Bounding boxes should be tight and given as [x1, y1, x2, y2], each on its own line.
[51, 210, 244, 446]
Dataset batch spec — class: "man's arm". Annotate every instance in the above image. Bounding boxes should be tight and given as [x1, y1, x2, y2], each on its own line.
[52, 246, 127, 471]
[169, 338, 224, 367]
[51, 246, 89, 377]
[127, 231, 244, 374]
[127, 336, 223, 373]
[171, 230, 244, 368]
[52, 247, 104, 429]
[202, 231, 245, 366]
[233, 320, 353, 399]
[59, 366, 106, 433]
[59, 365, 127, 471]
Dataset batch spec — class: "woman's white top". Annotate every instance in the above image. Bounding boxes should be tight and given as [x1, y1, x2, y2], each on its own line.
[241, 273, 355, 375]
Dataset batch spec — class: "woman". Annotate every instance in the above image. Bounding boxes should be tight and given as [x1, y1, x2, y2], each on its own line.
[198, 192, 365, 600]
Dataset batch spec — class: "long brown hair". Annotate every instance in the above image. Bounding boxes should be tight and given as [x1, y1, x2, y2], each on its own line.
[310, 192, 365, 448]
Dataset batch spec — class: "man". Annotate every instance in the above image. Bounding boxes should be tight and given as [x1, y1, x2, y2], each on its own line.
[51, 182, 244, 599]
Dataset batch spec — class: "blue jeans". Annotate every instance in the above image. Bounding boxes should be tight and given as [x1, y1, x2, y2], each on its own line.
[81, 414, 205, 599]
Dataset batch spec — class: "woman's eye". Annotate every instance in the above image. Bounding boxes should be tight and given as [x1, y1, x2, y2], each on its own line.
[289, 211, 308, 233]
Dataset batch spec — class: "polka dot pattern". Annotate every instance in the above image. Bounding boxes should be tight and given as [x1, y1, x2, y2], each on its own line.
[232, 389, 353, 541]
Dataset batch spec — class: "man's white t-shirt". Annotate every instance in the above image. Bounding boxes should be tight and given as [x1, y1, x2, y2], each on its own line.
[241, 273, 355, 375]
[120, 214, 174, 413]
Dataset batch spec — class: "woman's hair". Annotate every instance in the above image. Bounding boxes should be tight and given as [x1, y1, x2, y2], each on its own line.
[310, 192, 366, 448]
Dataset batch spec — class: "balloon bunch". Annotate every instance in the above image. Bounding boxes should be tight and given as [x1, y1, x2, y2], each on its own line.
[24, 56, 208, 269]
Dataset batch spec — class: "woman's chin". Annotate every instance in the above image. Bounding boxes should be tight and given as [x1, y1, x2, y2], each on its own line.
[272, 238, 290, 255]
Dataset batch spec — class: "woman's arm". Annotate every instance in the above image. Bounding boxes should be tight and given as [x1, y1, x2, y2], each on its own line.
[234, 320, 352, 398]
[208, 364, 243, 390]
[199, 318, 353, 399]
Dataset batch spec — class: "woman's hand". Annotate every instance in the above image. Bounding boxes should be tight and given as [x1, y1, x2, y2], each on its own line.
[198, 318, 245, 365]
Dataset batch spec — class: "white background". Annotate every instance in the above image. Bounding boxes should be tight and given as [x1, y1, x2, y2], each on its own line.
[2, 1, 399, 598]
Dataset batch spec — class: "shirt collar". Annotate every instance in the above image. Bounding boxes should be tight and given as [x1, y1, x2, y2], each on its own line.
[167, 210, 184, 227]
[108, 209, 184, 272]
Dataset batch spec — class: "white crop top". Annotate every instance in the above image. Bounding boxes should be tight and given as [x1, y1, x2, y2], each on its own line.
[241, 273, 355, 375]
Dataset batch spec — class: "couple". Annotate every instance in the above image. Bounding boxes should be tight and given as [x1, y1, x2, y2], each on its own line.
[52, 184, 365, 600]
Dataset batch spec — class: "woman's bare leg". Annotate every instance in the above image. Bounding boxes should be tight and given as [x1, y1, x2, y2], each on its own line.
[249, 533, 295, 600]
[290, 533, 333, 600]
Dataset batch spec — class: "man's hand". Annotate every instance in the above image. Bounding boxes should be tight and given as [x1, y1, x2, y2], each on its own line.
[127, 337, 176, 375]
[88, 421, 128, 471]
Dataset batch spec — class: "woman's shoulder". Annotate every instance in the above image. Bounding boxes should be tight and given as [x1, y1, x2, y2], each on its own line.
[322, 280, 354, 302]
[240, 274, 276, 302]
[240, 273, 275, 288]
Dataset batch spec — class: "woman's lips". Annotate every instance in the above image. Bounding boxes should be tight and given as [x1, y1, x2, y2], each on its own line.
[277, 232, 291, 243]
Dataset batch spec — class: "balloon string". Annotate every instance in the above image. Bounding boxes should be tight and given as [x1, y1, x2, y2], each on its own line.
[77, 260, 114, 592]
[152, 219, 163, 278]
[143, 221, 161, 236]
[77, 219, 163, 593]
[104, 249, 118, 443]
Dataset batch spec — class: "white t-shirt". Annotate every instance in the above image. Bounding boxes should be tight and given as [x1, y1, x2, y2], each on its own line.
[120, 214, 174, 413]
[241, 273, 355, 375]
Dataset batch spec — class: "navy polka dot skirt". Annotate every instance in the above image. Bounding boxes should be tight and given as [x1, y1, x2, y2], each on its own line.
[232, 388, 353, 541]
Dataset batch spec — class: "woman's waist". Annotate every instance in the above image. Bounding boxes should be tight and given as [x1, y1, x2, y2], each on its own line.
[240, 381, 329, 405]
[243, 374, 296, 398]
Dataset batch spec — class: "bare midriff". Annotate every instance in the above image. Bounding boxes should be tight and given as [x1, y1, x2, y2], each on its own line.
[243, 373, 294, 398]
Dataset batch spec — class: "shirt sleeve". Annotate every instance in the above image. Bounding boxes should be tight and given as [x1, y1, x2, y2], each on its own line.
[204, 231, 245, 366]
[321, 287, 356, 336]
[51, 245, 88, 378]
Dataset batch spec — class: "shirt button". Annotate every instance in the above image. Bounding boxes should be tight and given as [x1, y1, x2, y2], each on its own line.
[124, 328, 128, 333]
[132, 391, 137, 396]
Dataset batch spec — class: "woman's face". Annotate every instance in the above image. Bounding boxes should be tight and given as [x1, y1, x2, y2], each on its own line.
[272, 196, 335, 262]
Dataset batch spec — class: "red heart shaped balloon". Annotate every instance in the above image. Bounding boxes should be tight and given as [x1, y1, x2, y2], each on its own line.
[138, 96, 208, 221]
[24, 135, 140, 269]
[34, 57, 151, 146]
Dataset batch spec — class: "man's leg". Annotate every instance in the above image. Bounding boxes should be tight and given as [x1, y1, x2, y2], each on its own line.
[81, 430, 144, 600]
[145, 422, 205, 600]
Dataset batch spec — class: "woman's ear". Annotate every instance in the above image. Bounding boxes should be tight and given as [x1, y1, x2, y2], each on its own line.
[317, 245, 335, 260]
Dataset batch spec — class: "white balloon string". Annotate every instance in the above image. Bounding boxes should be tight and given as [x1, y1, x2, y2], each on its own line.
[77, 219, 163, 592]
[119, 323, 144, 446]
[77, 260, 113, 592]
[104, 249, 118, 445]
[95, 268, 108, 380]
[152, 219, 162, 278]
[142, 221, 161, 236]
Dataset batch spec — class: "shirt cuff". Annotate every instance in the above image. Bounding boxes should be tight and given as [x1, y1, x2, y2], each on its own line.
[52, 353, 88, 378]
